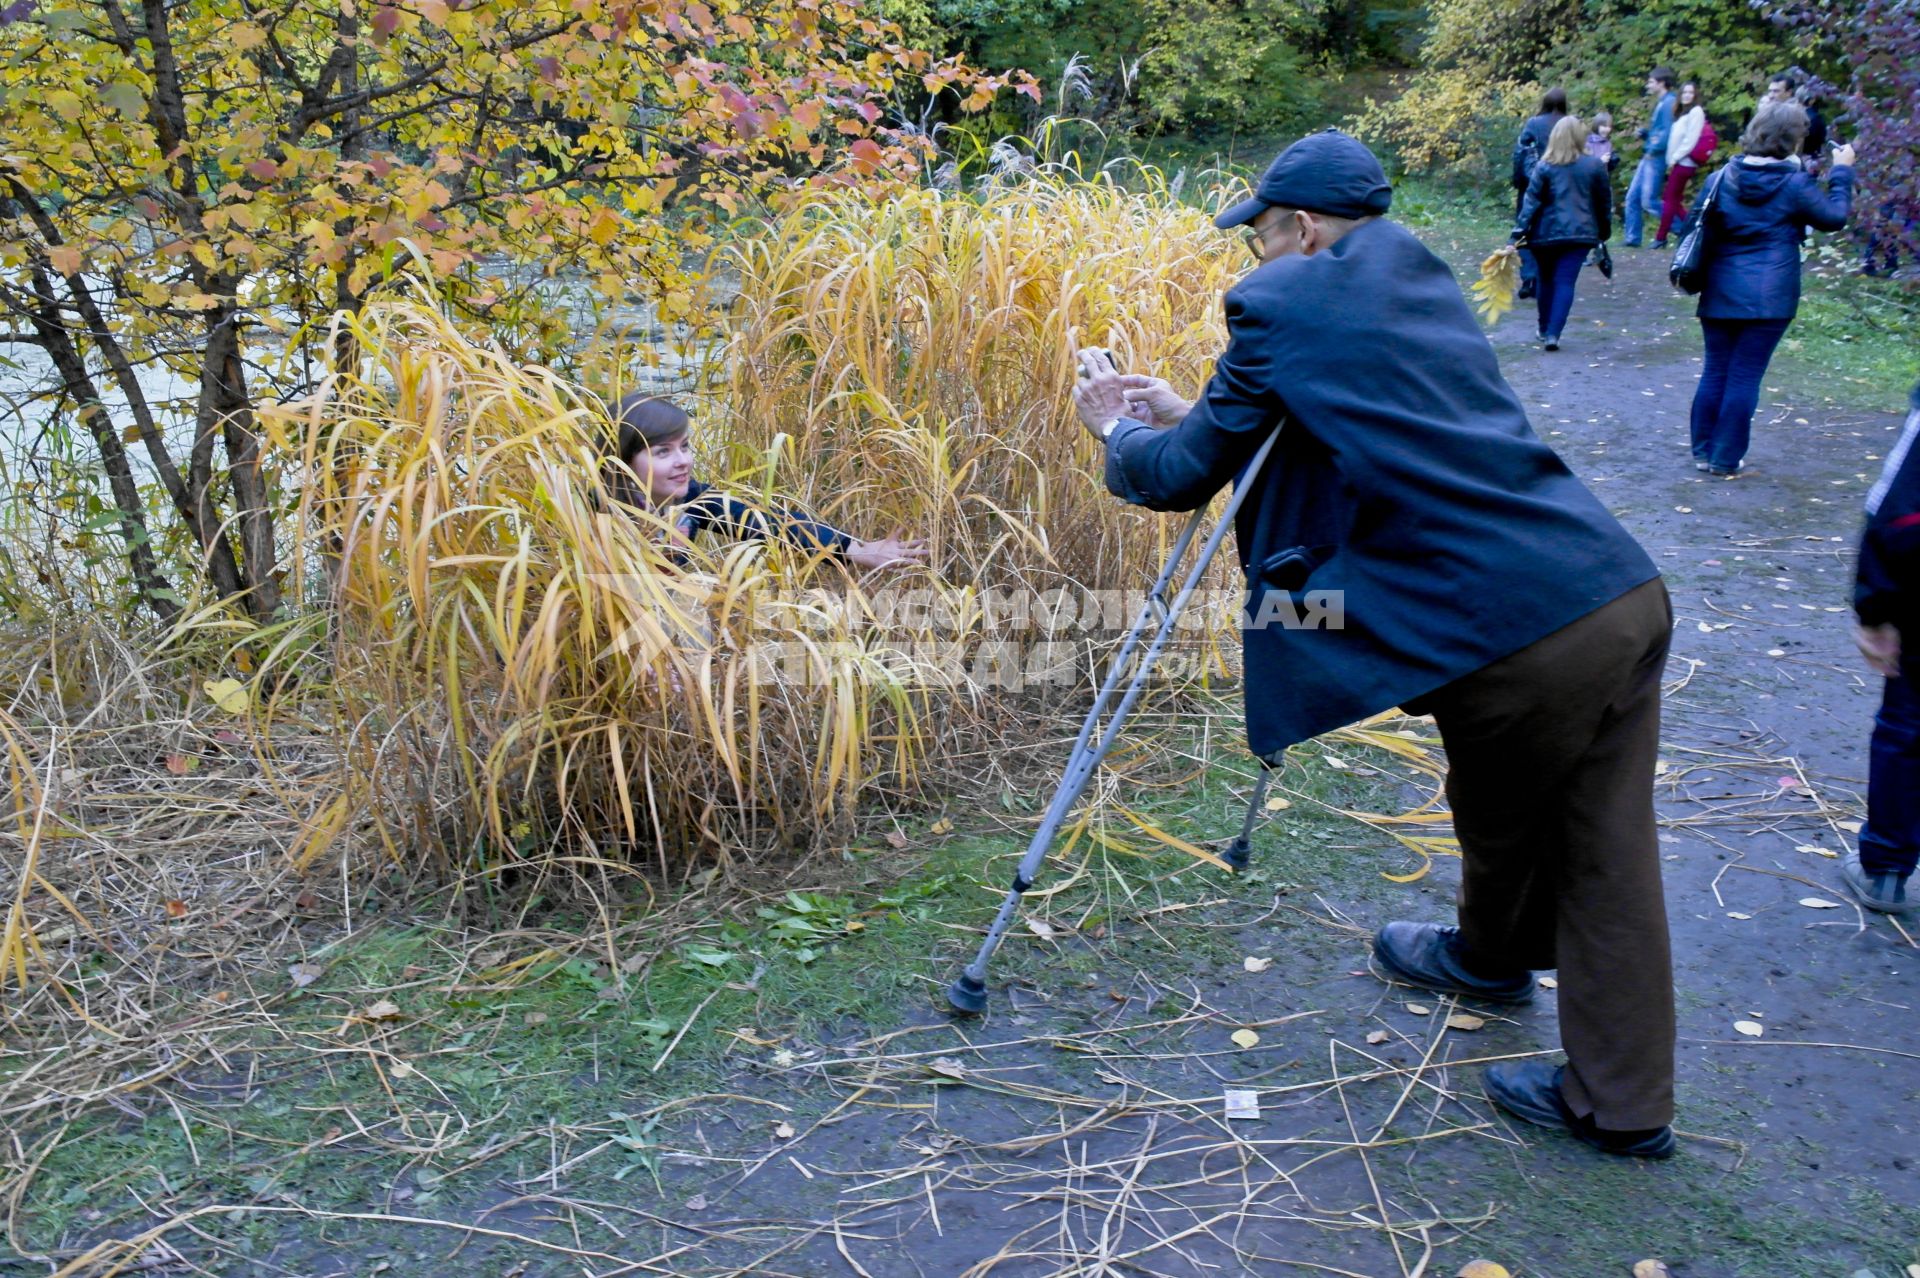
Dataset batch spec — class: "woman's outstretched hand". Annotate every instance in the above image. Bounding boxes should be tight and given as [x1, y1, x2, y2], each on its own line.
[1119, 374, 1192, 427]
[846, 533, 929, 573]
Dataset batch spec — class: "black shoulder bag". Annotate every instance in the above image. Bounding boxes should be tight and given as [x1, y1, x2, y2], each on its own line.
[1670, 165, 1732, 294]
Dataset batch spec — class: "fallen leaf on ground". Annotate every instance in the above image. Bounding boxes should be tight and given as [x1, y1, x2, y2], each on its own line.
[204, 677, 250, 715]
[1632, 1262, 1672, 1278]
[1243, 956, 1272, 973]
[1794, 844, 1837, 858]
[287, 962, 324, 988]
[685, 1194, 708, 1211]
[1726, 911, 1752, 920]
[773, 1121, 795, 1139]
[1456, 1261, 1512, 1278]
[1027, 918, 1056, 939]
[930, 817, 953, 835]
[1366, 1029, 1390, 1045]
[389, 1060, 417, 1079]
[929, 1057, 966, 1079]
[361, 999, 402, 1020]
[1264, 795, 1290, 811]
[1230, 1028, 1260, 1049]
[1766, 648, 1787, 657]
[1839, 820, 1863, 834]
[164, 753, 197, 775]
[1445, 1013, 1487, 1031]
[884, 830, 909, 850]
[1733, 1020, 1765, 1037]
[1798, 897, 1843, 910]
[163, 899, 188, 919]
[1404, 1003, 1431, 1016]
[1536, 976, 1559, 989]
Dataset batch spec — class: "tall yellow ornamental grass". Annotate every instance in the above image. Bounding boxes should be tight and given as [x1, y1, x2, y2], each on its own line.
[261, 294, 948, 879]
[705, 170, 1247, 606]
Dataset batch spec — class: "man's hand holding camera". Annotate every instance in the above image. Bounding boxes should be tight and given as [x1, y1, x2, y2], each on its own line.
[1072, 348, 1192, 440]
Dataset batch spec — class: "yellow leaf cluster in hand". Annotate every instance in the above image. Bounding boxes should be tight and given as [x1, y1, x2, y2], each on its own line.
[1471, 245, 1522, 325]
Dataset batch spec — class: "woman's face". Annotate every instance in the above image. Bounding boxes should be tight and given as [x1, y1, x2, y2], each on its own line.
[627, 431, 695, 506]
[1680, 83, 1697, 107]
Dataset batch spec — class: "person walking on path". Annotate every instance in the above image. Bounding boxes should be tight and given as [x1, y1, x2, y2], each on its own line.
[1655, 82, 1712, 247]
[1624, 67, 1677, 247]
[1844, 382, 1920, 916]
[1071, 130, 1678, 1158]
[1511, 88, 1569, 299]
[1688, 103, 1856, 476]
[1516, 115, 1612, 350]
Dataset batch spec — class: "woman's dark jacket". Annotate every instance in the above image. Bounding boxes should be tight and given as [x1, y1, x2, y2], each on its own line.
[1517, 155, 1613, 247]
[1856, 384, 1920, 645]
[1697, 158, 1853, 321]
[676, 479, 852, 554]
[1511, 112, 1562, 191]
[1102, 217, 1658, 757]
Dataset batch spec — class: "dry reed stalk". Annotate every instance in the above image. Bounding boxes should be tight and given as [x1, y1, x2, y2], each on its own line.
[259, 290, 954, 879]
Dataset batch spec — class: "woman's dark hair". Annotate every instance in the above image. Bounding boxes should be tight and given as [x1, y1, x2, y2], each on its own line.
[1741, 101, 1808, 159]
[1540, 87, 1568, 116]
[604, 392, 690, 508]
[613, 392, 691, 460]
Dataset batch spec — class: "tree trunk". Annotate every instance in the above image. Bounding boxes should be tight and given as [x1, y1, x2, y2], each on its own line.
[26, 269, 182, 626]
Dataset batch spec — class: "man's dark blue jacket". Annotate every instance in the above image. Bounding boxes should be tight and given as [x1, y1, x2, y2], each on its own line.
[1103, 216, 1660, 757]
[1856, 384, 1920, 644]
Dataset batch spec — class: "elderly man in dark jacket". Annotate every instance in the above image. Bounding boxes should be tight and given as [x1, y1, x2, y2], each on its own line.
[1072, 130, 1678, 1157]
[1845, 384, 1920, 915]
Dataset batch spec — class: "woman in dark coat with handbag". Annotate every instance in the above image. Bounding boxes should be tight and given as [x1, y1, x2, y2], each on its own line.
[1687, 102, 1855, 476]
[1515, 115, 1612, 351]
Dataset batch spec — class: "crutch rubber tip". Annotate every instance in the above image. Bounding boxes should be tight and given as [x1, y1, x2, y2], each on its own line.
[945, 973, 989, 1015]
[1223, 837, 1252, 872]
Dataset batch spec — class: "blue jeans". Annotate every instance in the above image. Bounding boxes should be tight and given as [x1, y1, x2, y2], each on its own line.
[1532, 244, 1587, 340]
[1689, 318, 1790, 470]
[1623, 154, 1665, 245]
[1862, 673, 1920, 877]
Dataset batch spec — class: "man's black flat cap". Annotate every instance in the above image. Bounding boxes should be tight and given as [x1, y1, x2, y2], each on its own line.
[1214, 129, 1393, 229]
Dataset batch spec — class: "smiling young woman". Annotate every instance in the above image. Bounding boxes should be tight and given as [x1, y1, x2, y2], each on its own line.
[604, 392, 928, 573]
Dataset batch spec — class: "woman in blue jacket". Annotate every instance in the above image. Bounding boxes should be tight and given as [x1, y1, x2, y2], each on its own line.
[1688, 102, 1855, 477]
[1515, 115, 1613, 351]
[605, 393, 926, 571]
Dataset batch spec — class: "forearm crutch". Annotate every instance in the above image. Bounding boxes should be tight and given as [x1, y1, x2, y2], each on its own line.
[947, 423, 1285, 1015]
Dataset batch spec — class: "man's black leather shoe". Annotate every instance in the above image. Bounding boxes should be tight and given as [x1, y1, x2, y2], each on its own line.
[1484, 1060, 1676, 1159]
[1370, 922, 1534, 1004]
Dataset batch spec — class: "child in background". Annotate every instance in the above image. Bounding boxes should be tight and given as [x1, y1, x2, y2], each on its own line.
[1586, 112, 1619, 175]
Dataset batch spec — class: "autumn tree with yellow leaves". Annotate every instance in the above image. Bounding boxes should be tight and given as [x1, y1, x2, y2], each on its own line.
[0, 0, 1028, 622]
